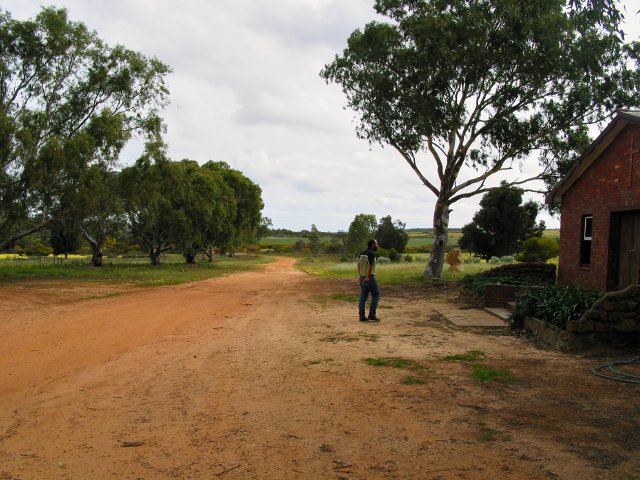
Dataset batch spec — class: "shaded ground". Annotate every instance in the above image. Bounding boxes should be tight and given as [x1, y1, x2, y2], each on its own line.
[0, 257, 638, 479]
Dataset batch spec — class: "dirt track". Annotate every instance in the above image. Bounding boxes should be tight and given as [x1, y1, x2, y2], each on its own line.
[0, 257, 638, 479]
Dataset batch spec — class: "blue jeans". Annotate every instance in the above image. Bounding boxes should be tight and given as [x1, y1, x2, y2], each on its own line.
[359, 276, 380, 319]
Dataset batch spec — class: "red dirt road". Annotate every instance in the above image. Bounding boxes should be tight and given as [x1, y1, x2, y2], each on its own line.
[0, 257, 638, 479]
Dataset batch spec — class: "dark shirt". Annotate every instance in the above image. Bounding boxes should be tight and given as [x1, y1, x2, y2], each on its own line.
[361, 249, 376, 276]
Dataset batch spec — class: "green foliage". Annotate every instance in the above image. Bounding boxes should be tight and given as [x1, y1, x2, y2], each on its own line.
[461, 274, 537, 296]
[404, 254, 413, 263]
[458, 184, 544, 260]
[309, 224, 321, 254]
[120, 160, 262, 265]
[321, 0, 640, 278]
[49, 220, 82, 257]
[0, 7, 170, 250]
[346, 214, 377, 255]
[510, 285, 604, 329]
[515, 237, 560, 263]
[375, 215, 409, 253]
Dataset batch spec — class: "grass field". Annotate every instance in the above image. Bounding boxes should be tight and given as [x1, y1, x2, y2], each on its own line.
[297, 255, 497, 285]
[263, 229, 560, 249]
[0, 254, 273, 286]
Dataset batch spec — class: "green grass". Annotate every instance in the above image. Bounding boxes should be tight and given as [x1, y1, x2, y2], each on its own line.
[79, 292, 125, 300]
[471, 364, 516, 383]
[444, 350, 486, 361]
[363, 357, 425, 370]
[0, 254, 273, 286]
[331, 293, 360, 302]
[477, 421, 512, 442]
[298, 256, 497, 285]
[401, 375, 427, 385]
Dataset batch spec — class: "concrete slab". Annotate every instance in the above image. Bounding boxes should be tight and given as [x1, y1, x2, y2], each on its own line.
[434, 307, 506, 327]
[484, 307, 511, 321]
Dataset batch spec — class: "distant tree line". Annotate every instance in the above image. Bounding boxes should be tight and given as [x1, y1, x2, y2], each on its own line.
[0, 8, 265, 265]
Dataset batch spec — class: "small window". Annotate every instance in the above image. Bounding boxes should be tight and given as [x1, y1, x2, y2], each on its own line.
[580, 215, 592, 265]
[583, 216, 592, 240]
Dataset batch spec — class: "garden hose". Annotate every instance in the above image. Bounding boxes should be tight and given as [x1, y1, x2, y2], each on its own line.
[591, 357, 640, 384]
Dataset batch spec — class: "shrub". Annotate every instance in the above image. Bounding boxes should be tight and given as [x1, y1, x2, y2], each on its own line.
[464, 256, 482, 264]
[489, 256, 501, 264]
[377, 256, 391, 263]
[388, 247, 399, 262]
[515, 237, 560, 263]
[510, 285, 603, 329]
[500, 256, 514, 263]
[404, 255, 413, 263]
[461, 274, 538, 296]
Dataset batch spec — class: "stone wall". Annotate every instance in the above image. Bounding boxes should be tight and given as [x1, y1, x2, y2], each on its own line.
[526, 284, 640, 351]
[567, 284, 640, 338]
[476, 262, 556, 284]
[483, 284, 523, 308]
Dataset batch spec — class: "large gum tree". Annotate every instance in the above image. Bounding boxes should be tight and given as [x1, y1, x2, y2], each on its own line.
[0, 7, 170, 255]
[321, 0, 640, 277]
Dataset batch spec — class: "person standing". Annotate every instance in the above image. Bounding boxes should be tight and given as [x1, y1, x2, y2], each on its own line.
[357, 239, 381, 322]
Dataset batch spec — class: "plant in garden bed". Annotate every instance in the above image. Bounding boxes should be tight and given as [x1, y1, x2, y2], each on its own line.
[510, 285, 603, 329]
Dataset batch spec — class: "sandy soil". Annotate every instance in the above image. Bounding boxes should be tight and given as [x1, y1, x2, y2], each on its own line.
[0, 257, 638, 480]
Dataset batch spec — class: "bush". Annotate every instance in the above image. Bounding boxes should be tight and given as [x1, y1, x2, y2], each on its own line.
[404, 255, 413, 263]
[515, 237, 560, 263]
[461, 274, 538, 296]
[388, 247, 399, 262]
[464, 256, 482, 264]
[500, 256, 514, 263]
[489, 256, 501, 264]
[510, 285, 603, 329]
[377, 256, 391, 263]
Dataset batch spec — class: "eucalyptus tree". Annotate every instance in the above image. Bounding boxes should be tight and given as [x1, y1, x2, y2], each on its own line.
[120, 159, 179, 265]
[69, 166, 125, 266]
[173, 160, 236, 264]
[202, 161, 264, 256]
[0, 7, 170, 251]
[322, 0, 640, 277]
[346, 213, 377, 256]
[376, 215, 409, 253]
[458, 183, 544, 260]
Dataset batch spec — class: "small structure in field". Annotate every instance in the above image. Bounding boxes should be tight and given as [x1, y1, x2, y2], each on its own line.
[445, 248, 463, 272]
[547, 110, 640, 292]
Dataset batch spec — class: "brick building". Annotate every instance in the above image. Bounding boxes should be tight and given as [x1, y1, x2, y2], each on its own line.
[547, 110, 640, 292]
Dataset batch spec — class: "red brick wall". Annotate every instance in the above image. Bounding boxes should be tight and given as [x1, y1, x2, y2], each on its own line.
[559, 124, 640, 291]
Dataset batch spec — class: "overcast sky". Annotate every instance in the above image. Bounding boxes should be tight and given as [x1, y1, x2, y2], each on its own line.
[4, 1, 639, 231]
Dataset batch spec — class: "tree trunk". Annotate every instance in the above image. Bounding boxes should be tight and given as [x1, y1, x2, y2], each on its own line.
[425, 198, 451, 278]
[77, 224, 104, 267]
[91, 246, 104, 267]
[149, 247, 162, 265]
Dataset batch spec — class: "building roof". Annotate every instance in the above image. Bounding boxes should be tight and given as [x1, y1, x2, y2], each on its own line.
[546, 110, 640, 205]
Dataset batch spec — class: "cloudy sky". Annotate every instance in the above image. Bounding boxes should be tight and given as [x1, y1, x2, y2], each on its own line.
[4, 1, 639, 231]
